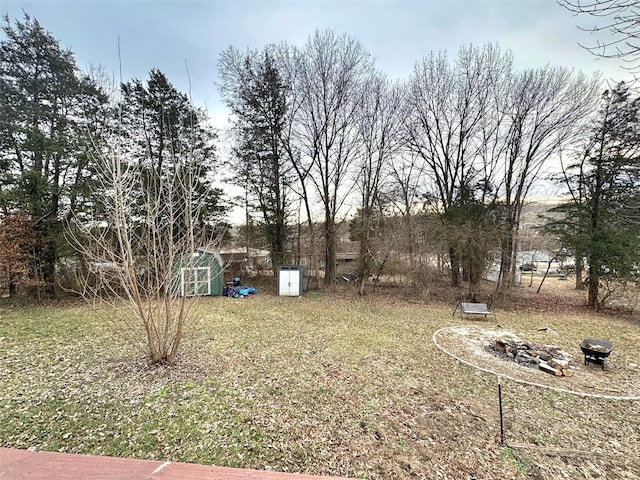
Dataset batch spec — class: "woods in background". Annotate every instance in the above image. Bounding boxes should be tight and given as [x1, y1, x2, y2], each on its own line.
[2, 12, 639, 309]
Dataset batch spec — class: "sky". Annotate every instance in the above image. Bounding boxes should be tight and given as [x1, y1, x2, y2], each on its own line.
[1, 0, 635, 130]
[1, 0, 634, 222]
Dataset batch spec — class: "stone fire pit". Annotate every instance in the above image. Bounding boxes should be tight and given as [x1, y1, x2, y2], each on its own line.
[433, 325, 640, 400]
[488, 337, 574, 376]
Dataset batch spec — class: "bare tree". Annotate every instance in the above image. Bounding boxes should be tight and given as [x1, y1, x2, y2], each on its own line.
[294, 29, 374, 285]
[559, 0, 640, 73]
[493, 66, 600, 293]
[387, 150, 426, 273]
[66, 82, 221, 365]
[405, 44, 512, 286]
[273, 44, 322, 284]
[353, 74, 405, 294]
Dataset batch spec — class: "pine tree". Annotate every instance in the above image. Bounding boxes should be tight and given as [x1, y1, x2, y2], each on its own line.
[219, 47, 293, 269]
[116, 69, 227, 244]
[546, 83, 640, 308]
[0, 13, 107, 294]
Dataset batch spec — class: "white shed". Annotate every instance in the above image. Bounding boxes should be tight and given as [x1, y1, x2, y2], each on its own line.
[277, 265, 304, 296]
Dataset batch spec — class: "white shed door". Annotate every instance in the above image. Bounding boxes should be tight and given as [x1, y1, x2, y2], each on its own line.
[279, 269, 300, 296]
[181, 267, 211, 296]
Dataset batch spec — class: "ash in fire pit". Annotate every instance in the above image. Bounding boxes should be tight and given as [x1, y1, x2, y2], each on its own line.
[487, 338, 574, 377]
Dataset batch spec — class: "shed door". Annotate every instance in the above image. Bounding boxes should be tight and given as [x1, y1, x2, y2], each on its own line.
[181, 267, 211, 296]
[279, 269, 300, 296]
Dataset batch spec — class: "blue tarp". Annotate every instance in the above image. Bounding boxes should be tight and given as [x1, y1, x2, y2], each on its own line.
[222, 285, 258, 298]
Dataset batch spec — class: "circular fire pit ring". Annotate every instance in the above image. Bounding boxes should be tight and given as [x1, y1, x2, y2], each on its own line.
[433, 325, 640, 401]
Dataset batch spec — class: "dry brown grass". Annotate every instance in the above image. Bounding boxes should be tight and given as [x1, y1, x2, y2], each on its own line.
[0, 280, 639, 479]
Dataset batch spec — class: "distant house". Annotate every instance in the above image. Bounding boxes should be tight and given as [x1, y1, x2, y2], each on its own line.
[517, 250, 553, 265]
[172, 247, 224, 297]
[484, 250, 565, 283]
[296, 221, 360, 276]
[335, 242, 360, 274]
[218, 247, 270, 278]
[297, 241, 360, 276]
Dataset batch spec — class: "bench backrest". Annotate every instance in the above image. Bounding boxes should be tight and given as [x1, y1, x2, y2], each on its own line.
[460, 302, 490, 314]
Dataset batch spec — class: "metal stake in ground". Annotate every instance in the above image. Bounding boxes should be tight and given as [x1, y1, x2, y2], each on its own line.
[498, 377, 505, 445]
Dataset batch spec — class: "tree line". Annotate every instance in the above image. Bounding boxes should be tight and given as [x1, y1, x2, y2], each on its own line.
[2, 13, 639, 310]
[0, 14, 227, 301]
[218, 30, 639, 303]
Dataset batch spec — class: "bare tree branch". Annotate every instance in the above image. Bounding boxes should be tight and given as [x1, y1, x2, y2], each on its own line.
[559, 0, 640, 73]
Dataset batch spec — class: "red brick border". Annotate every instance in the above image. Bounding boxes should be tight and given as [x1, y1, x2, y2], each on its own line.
[0, 448, 351, 479]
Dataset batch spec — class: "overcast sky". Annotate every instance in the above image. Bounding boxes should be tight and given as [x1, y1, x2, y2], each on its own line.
[1, 0, 634, 130]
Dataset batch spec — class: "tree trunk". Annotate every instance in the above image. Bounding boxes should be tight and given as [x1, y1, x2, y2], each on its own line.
[587, 264, 599, 308]
[357, 232, 369, 296]
[497, 231, 515, 294]
[358, 273, 367, 296]
[324, 217, 337, 285]
[405, 211, 416, 272]
[42, 235, 57, 295]
[295, 212, 301, 265]
[273, 215, 289, 268]
[536, 256, 555, 294]
[575, 254, 584, 290]
[449, 246, 460, 287]
[298, 187, 318, 288]
[588, 273, 599, 308]
[497, 233, 513, 294]
[357, 208, 372, 295]
[308, 220, 319, 288]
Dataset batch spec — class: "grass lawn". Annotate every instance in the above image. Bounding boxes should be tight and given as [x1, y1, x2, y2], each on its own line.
[0, 285, 639, 479]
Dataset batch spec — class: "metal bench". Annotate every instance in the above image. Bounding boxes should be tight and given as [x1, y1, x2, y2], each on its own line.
[453, 298, 496, 321]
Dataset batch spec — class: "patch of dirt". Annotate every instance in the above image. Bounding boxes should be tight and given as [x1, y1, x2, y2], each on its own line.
[104, 347, 217, 383]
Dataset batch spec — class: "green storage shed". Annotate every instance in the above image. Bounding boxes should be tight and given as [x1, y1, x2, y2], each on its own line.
[173, 248, 224, 297]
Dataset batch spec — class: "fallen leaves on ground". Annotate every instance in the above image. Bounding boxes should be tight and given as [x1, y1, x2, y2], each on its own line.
[0, 286, 639, 479]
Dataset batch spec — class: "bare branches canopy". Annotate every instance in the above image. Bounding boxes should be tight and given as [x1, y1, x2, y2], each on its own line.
[559, 0, 640, 72]
[3, 13, 627, 307]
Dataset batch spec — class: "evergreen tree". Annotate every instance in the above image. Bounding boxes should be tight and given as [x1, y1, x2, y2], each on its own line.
[116, 69, 227, 244]
[546, 83, 640, 308]
[440, 182, 502, 289]
[219, 46, 293, 269]
[0, 13, 107, 294]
